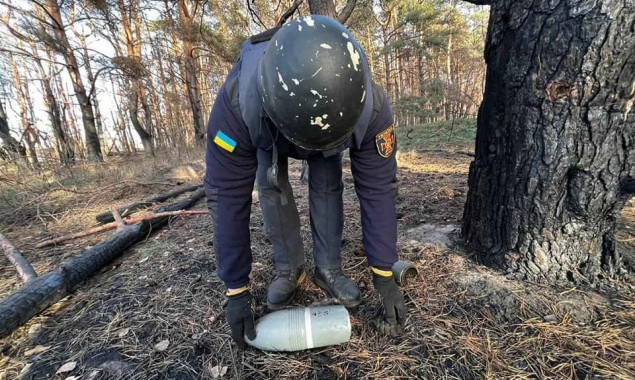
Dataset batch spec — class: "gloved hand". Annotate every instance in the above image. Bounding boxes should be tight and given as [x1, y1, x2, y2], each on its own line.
[225, 289, 257, 349]
[371, 268, 407, 336]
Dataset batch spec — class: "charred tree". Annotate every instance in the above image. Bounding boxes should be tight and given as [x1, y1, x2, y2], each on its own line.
[462, 0, 635, 283]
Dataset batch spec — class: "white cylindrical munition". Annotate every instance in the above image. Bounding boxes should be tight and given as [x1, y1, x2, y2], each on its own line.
[245, 305, 351, 351]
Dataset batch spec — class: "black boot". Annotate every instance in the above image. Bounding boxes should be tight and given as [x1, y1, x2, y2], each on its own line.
[314, 268, 361, 308]
[267, 268, 306, 310]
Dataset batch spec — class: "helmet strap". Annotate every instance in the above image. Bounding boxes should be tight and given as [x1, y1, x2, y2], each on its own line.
[267, 143, 281, 192]
[262, 114, 283, 197]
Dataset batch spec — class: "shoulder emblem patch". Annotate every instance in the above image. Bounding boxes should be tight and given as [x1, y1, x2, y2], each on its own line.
[214, 130, 237, 153]
[375, 124, 395, 158]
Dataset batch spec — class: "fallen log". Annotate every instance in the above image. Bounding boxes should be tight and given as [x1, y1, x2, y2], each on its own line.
[0, 188, 205, 338]
[0, 233, 37, 283]
[35, 209, 209, 248]
[94, 184, 202, 224]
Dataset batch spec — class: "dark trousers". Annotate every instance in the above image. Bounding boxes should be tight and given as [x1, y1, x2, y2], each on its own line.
[256, 149, 344, 271]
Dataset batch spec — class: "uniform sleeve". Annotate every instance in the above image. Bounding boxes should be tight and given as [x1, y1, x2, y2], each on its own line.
[204, 78, 257, 289]
[349, 92, 398, 269]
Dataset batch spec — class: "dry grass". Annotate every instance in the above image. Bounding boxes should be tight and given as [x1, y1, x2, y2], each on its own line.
[0, 150, 633, 380]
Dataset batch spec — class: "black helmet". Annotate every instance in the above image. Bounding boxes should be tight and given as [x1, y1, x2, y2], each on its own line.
[257, 16, 369, 151]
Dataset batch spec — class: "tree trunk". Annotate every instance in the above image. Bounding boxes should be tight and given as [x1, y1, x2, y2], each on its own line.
[308, 0, 337, 18]
[30, 41, 74, 165]
[116, 0, 155, 156]
[45, 0, 103, 162]
[78, 34, 105, 146]
[152, 39, 174, 148]
[19, 55, 41, 170]
[0, 99, 28, 167]
[381, 25, 392, 101]
[55, 78, 84, 159]
[462, 0, 635, 283]
[9, 52, 37, 170]
[444, 1, 456, 121]
[178, 0, 206, 147]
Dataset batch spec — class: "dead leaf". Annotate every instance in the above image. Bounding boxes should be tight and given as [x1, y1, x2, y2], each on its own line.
[64, 376, 80, 380]
[24, 345, 50, 357]
[56, 361, 77, 374]
[118, 328, 130, 338]
[207, 364, 228, 379]
[154, 339, 169, 351]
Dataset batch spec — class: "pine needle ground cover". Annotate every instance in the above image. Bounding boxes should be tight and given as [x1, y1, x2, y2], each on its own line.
[0, 147, 633, 380]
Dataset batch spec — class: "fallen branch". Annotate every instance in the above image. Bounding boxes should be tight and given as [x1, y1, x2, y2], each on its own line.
[94, 184, 202, 224]
[110, 206, 125, 230]
[35, 209, 209, 248]
[0, 188, 205, 338]
[0, 233, 37, 283]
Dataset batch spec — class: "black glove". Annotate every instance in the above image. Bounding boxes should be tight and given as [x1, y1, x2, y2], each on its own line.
[372, 271, 407, 336]
[225, 290, 257, 349]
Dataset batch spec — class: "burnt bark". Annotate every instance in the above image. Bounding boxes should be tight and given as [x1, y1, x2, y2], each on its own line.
[0, 188, 205, 338]
[462, 0, 635, 283]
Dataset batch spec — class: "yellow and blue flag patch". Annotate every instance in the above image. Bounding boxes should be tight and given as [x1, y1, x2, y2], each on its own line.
[213, 130, 237, 153]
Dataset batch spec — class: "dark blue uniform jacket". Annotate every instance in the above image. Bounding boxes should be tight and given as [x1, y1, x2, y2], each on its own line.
[205, 38, 398, 289]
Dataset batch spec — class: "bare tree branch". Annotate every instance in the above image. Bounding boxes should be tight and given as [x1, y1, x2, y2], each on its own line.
[337, 0, 357, 24]
[276, 0, 303, 27]
[247, 0, 267, 29]
[110, 206, 125, 230]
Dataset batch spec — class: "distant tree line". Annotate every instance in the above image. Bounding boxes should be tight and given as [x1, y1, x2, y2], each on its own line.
[0, 0, 486, 169]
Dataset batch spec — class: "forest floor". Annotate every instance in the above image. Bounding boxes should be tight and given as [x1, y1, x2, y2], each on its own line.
[0, 121, 634, 380]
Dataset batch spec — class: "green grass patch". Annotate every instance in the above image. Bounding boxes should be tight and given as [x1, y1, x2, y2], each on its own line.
[396, 118, 477, 151]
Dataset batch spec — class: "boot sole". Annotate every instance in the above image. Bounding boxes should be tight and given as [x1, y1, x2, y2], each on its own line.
[313, 277, 361, 308]
[267, 271, 307, 310]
